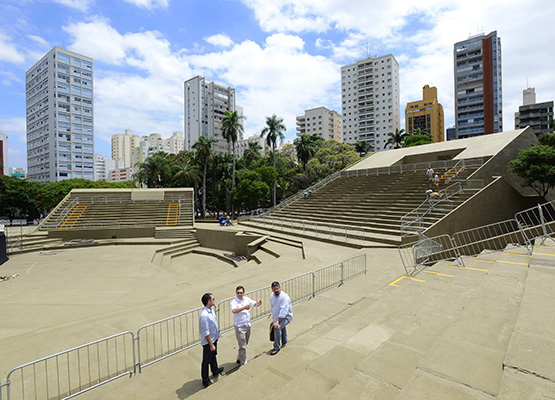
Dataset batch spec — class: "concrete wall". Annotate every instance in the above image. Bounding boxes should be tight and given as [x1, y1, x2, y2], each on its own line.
[468, 127, 539, 197]
[195, 228, 264, 256]
[423, 176, 543, 238]
[49, 226, 155, 240]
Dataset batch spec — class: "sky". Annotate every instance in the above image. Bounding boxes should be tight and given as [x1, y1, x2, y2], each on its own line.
[1, 0, 554, 170]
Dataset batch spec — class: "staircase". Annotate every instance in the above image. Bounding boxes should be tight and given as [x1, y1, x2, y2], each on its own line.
[242, 165, 481, 246]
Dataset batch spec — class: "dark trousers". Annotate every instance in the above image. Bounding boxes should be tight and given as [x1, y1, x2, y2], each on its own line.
[201, 340, 219, 384]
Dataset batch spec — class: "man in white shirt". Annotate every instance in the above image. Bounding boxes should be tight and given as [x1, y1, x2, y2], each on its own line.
[199, 293, 223, 387]
[270, 281, 293, 356]
[230, 285, 262, 365]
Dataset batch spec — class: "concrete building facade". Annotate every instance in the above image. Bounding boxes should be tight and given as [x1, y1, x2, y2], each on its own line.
[111, 129, 139, 168]
[184, 76, 238, 153]
[514, 87, 554, 136]
[296, 107, 343, 142]
[236, 135, 267, 158]
[93, 154, 116, 181]
[405, 85, 444, 143]
[0, 131, 7, 175]
[454, 31, 502, 139]
[341, 54, 400, 151]
[26, 47, 94, 182]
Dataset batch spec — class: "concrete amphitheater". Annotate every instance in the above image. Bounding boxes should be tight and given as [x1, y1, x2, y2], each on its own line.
[1, 127, 555, 400]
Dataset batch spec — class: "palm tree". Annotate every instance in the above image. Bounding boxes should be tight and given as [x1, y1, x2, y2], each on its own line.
[261, 114, 286, 206]
[221, 110, 245, 188]
[293, 133, 321, 171]
[172, 157, 201, 188]
[386, 128, 406, 149]
[354, 140, 374, 157]
[192, 136, 216, 219]
[134, 151, 172, 188]
[243, 141, 262, 169]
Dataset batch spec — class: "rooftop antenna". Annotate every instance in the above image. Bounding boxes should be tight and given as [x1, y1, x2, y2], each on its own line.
[365, 37, 369, 57]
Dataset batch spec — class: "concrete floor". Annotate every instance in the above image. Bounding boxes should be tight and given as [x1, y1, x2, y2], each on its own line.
[2, 224, 555, 399]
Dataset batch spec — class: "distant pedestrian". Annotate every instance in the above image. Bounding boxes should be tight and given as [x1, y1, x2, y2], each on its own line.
[269, 281, 293, 356]
[230, 286, 262, 365]
[425, 189, 433, 200]
[434, 174, 439, 186]
[199, 293, 223, 387]
[426, 167, 434, 182]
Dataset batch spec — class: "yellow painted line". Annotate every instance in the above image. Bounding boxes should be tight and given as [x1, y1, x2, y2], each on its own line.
[497, 260, 528, 266]
[533, 252, 555, 257]
[423, 271, 454, 277]
[502, 253, 531, 258]
[535, 245, 555, 249]
[389, 276, 426, 287]
[475, 259, 495, 264]
[448, 265, 488, 272]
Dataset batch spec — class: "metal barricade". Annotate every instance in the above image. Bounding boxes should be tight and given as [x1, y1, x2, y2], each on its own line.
[5, 332, 134, 400]
[515, 200, 555, 246]
[136, 307, 203, 373]
[452, 219, 529, 257]
[399, 234, 461, 276]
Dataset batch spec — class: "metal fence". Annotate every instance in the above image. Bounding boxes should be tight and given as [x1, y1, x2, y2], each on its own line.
[3, 332, 135, 400]
[515, 200, 555, 246]
[398, 199, 555, 276]
[136, 307, 204, 373]
[453, 219, 529, 256]
[0, 253, 367, 398]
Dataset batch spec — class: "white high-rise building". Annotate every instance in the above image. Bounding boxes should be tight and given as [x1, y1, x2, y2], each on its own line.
[0, 131, 8, 175]
[26, 47, 94, 182]
[93, 154, 116, 181]
[296, 107, 343, 142]
[184, 76, 239, 153]
[341, 54, 400, 151]
[112, 129, 140, 168]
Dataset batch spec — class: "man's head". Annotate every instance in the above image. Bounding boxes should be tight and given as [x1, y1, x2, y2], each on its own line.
[201, 293, 215, 307]
[271, 281, 281, 296]
[235, 285, 245, 299]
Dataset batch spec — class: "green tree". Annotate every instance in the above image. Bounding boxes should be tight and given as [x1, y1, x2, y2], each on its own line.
[260, 114, 286, 206]
[538, 132, 555, 147]
[231, 169, 270, 210]
[386, 128, 406, 149]
[134, 151, 172, 188]
[221, 110, 245, 188]
[293, 133, 322, 171]
[192, 136, 216, 219]
[0, 176, 40, 224]
[354, 140, 374, 157]
[306, 140, 360, 182]
[241, 141, 263, 170]
[171, 152, 201, 188]
[403, 134, 431, 147]
[509, 145, 555, 198]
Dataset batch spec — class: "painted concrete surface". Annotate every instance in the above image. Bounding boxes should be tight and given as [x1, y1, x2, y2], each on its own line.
[2, 227, 555, 399]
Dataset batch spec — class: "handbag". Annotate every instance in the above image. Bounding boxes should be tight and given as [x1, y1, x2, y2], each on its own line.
[269, 321, 275, 342]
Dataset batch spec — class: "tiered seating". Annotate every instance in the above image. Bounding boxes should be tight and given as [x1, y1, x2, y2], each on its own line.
[252, 165, 480, 245]
[38, 189, 194, 232]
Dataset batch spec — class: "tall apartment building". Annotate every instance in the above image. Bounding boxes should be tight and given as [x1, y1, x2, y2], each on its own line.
[296, 107, 342, 142]
[341, 54, 400, 151]
[236, 135, 267, 158]
[514, 87, 554, 135]
[454, 31, 502, 139]
[405, 85, 444, 143]
[111, 129, 139, 168]
[0, 131, 7, 175]
[93, 154, 116, 181]
[184, 76, 239, 153]
[26, 47, 94, 182]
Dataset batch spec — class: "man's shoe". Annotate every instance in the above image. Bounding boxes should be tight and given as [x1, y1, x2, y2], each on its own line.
[236, 359, 241, 364]
[270, 349, 280, 356]
[214, 367, 224, 376]
[203, 381, 213, 388]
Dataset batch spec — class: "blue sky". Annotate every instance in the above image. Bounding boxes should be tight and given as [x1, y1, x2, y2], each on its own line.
[1, 0, 554, 170]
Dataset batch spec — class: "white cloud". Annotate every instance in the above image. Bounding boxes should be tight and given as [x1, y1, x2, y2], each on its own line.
[0, 70, 21, 86]
[204, 34, 234, 48]
[27, 35, 50, 48]
[51, 0, 94, 12]
[121, 0, 169, 9]
[0, 32, 25, 64]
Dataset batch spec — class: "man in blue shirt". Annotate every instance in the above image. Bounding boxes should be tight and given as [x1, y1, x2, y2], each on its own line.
[199, 293, 223, 387]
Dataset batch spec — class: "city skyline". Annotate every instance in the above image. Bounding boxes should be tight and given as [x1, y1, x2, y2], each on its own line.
[1, 0, 555, 169]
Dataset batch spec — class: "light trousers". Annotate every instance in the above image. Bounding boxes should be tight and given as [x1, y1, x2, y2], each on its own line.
[234, 325, 251, 365]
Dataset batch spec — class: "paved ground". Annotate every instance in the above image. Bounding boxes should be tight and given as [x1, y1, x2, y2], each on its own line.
[2, 224, 555, 399]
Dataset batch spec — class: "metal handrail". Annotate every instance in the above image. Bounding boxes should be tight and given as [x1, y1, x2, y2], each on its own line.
[55, 197, 80, 229]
